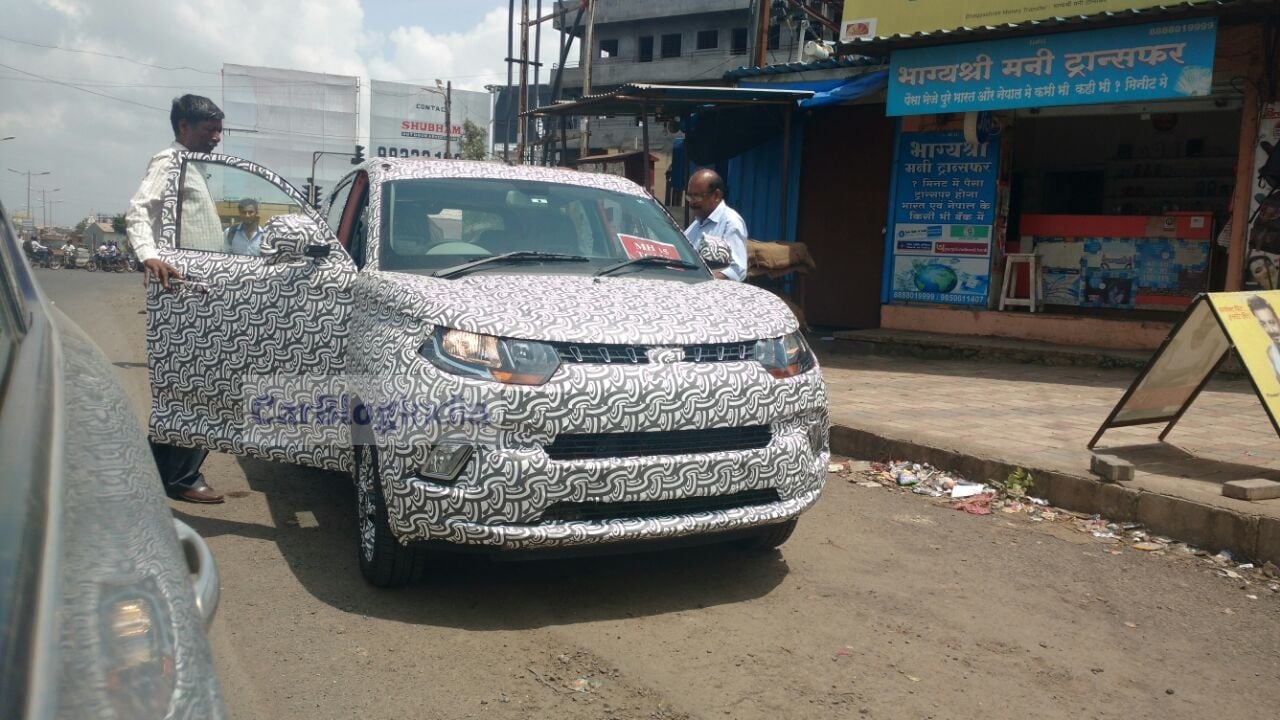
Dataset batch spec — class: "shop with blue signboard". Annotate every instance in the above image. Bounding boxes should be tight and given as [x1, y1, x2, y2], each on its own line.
[879, 15, 1251, 331]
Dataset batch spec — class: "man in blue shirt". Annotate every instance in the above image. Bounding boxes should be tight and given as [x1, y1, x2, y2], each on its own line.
[223, 198, 264, 255]
[683, 168, 748, 281]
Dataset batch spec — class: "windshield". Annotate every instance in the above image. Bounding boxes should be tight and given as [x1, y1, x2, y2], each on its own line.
[376, 177, 707, 279]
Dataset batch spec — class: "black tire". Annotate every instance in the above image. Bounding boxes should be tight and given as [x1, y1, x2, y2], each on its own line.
[736, 519, 798, 551]
[86, 257, 98, 272]
[353, 445, 422, 587]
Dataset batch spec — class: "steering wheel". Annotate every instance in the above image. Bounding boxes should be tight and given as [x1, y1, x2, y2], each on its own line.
[426, 241, 489, 255]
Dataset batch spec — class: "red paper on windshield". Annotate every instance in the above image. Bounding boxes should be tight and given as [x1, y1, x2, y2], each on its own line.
[619, 234, 680, 261]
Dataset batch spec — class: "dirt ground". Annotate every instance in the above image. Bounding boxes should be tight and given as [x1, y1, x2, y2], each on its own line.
[41, 271, 1280, 720]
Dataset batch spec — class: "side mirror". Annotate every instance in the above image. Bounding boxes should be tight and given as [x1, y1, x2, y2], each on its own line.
[259, 214, 333, 264]
[697, 235, 734, 271]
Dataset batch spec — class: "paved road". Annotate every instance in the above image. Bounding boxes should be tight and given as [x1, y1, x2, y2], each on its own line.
[38, 269, 1280, 720]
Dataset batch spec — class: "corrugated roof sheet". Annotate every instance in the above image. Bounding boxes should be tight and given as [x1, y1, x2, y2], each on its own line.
[526, 84, 815, 117]
[723, 55, 885, 80]
[837, 0, 1267, 49]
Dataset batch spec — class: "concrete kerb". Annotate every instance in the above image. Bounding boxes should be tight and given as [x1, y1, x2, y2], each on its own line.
[829, 424, 1279, 565]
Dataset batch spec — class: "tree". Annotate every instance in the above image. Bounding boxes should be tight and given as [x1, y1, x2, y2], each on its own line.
[111, 214, 126, 234]
[460, 120, 488, 161]
[74, 218, 89, 235]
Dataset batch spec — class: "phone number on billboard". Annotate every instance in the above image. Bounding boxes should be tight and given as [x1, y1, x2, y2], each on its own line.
[377, 146, 460, 159]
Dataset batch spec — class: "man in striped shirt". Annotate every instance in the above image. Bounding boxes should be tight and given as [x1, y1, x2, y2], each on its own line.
[125, 94, 226, 504]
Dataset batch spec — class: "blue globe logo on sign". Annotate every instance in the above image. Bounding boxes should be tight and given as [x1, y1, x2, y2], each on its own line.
[914, 264, 959, 293]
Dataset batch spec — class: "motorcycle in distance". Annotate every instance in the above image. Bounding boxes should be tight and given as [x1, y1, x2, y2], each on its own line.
[58, 246, 80, 269]
[86, 247, 128, 272]
[24, 242, 54, 269]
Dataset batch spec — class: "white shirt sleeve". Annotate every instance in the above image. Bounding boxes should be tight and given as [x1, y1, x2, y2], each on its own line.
[721, 213, 749, 282]
[126, 149, 175, 264]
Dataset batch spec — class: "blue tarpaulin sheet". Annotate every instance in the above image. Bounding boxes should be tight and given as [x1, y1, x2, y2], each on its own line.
[738, 69, 889, 109]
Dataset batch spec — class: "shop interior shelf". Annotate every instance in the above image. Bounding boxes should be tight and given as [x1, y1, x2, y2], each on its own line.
[1109, 155, 1236, 164]
[1106, 173, 1236, 181]
[1104, 194, 1227, 200]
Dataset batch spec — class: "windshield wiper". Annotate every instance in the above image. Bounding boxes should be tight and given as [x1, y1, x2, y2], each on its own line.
[595, 256, 701, 277]
[432, 251, 591, 279]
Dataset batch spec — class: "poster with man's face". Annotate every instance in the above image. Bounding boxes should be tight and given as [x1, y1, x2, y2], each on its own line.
[1209, 291, 1280, 421]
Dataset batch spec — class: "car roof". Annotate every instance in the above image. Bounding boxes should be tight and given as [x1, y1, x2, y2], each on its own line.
[357, 159, 651, 199]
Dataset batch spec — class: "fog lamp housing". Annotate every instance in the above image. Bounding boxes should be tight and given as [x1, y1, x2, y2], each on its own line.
[419, 443, 473, 483]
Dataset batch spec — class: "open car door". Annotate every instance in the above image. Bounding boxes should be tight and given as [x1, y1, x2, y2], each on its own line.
[147, 153, 357, 472]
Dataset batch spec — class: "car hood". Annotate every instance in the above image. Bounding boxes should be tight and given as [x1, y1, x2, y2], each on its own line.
[369, 272, 800, 345]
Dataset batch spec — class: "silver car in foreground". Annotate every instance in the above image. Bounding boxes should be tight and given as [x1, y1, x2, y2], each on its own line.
[0, 202, 225, 718]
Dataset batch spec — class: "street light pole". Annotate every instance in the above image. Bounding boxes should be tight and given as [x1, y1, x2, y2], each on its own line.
[40, 188, 61, 227]
[431, 80, 454, 158]
[8, 168, 51, 225]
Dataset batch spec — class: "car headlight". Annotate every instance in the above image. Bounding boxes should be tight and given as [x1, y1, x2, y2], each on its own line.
[754, 331, 816, 379]
[419, 327, 561, 385]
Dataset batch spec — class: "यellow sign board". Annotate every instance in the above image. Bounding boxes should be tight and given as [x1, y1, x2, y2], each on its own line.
[1092, 291, 1280, 447]
[887, 18, 1217, 116]
[842, 1, 1188, 42]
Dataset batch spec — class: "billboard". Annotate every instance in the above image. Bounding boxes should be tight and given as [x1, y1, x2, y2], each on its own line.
[370, 80, 491, 160]
[888, 18, 1217, 116]
[221, 64, 360, 195]
[1093, 291, 1280, 446]
[842, 1, 1183, 42]
[887, 130, 999, 307]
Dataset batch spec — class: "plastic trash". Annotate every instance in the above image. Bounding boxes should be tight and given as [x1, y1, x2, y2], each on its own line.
[950, 483, 986, 499]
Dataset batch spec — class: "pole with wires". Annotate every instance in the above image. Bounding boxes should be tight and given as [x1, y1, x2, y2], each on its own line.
[516, 0, 530, 163]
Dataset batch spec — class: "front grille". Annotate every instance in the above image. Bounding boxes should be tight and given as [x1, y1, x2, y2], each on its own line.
[554, 343, 650, 364]
[682, 341, 756, 363]
[544, 425, 772, 461]
[551, 340, 759, 365]
[539, 489, 781, 523]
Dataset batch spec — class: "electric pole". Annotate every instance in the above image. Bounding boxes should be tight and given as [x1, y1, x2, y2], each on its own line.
[579, 0, 596, 158]
[8, 168, 51, 226]
[516, 0, 530, 163]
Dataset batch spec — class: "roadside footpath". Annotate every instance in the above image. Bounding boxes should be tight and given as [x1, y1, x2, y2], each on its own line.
[815, 342, 1280, 565]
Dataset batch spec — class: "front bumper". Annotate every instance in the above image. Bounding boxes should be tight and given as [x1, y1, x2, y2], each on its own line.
[380, 411, 829, 549]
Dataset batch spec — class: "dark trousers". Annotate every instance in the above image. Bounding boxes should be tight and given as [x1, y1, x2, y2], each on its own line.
[150, 441, 210, 493]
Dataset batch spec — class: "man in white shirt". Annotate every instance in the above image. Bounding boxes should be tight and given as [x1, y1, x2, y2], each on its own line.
[683, 168, 749, 281]
[30, 238, 49, 264]
[125, 94, 226, 504]
[126, 94, 224, 290]
[223, 198, 264, 256]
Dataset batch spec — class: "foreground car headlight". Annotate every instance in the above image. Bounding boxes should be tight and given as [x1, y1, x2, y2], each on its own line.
[419, 327, 561, 385]
[754, 331, 816, 379]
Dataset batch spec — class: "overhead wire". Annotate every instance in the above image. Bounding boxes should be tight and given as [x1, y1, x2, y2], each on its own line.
[0, 34, 221, 74]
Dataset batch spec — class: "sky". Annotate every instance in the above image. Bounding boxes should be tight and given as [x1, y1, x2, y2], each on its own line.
[0, 0, 575, 227]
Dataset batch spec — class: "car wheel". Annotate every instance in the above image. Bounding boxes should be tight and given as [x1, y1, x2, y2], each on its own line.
[353, 445, 421, 587]
[736, 518, 798, 551]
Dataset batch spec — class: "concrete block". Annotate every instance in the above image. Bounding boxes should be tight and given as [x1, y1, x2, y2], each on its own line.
[1222, 479, 1280, 501]
[1090, 454, 1135, 483]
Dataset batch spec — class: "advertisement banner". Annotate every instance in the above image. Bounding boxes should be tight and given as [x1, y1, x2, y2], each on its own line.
[1107, 299, 1229, 426]
[1208, 292, 1280, 425]
[843, 1, 1186, 43]
[1093, 291, 1280, 446]
[890, 255, 991, 305]
[888, 129, 998, 306]
[888, 18, 1218, 116]
[221, 64, 360, 193]
[370, 79, 491, 160]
